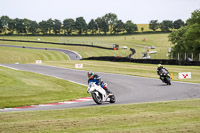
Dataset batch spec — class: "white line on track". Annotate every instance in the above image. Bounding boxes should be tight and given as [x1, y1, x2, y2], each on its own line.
[0, 64, 19, 71]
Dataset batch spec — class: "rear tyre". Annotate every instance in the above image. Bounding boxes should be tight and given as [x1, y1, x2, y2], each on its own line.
[91, 93, 103, 105]
[166, 77, 171, 85]
[109, 94, 116, 103]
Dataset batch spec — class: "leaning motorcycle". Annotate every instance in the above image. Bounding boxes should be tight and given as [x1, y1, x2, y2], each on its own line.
[87, 82, 116, 104]
[160, 69, 171, 85]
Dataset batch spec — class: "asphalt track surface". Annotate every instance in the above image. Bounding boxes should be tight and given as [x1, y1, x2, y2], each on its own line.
[0, 64, 200, 112]
[0, 44, 82, 60]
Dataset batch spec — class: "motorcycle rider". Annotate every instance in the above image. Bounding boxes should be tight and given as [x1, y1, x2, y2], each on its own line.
[88, 71, 111, 94]
[157, 64, 169, 82]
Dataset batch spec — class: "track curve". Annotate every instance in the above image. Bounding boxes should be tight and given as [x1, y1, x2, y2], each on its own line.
[0, 64, 200, 112]
[0, 44, 82, 60]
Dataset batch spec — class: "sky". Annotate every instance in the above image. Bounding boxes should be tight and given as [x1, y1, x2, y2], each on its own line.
[0, 0, 200, 24]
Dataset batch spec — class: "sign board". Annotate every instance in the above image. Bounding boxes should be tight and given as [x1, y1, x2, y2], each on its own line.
[36, 60, 42, 64]
[75, 64, 83, 68]
[179, 72, 191, 79]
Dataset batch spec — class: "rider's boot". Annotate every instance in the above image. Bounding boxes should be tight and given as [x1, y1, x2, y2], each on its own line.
[105, 88, 111, 95]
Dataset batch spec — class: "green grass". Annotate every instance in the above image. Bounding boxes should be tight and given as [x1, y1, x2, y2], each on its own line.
[0, 35, 199, 132]
[44, 60, 200, 84]
[0, 66, 89, 108]
[137, 24, 162, 32]
[0, 99, 199, 132]
[0, 46, 68, 63]
[0, 41, 133, 59]
[1, 33, 171, 59]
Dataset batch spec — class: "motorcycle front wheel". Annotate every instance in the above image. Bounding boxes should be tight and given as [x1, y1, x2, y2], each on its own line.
[91, 93, 103, 105]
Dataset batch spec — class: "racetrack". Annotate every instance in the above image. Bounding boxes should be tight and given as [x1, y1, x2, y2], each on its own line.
[0, 64, 200, 112]
[0, 44, 82, 60]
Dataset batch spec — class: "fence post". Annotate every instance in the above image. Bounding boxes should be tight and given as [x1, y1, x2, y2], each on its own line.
[178, 53, 179, 60]
[199, 53, 200, 61]
[192, 53, 193, 61]
[185, 53, 186, 60]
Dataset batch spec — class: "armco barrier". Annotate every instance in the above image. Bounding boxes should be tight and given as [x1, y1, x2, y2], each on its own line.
[0, 39, 113, 50]
[82, 56, 200, 66]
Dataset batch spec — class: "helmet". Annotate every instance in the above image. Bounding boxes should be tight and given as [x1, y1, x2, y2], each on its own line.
[157, 64, 163, 69]
[88, 71, 94, 79]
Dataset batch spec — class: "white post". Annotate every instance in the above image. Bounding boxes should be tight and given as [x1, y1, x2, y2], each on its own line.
[192, 53, 193, 61]
[178, 53, 179, 60]
[199, 53, 200, 61]
[185, 53, 186, 60]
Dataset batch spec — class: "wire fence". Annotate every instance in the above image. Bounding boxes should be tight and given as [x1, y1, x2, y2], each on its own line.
[169, 53, 200, 62]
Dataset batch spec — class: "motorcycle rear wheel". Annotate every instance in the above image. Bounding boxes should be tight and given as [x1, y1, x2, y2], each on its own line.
[109, 94, 116, 103]
[166, 77, 171, 85]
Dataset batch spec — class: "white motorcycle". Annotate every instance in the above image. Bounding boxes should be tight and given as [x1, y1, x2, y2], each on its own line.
[87, 82, 116, 105]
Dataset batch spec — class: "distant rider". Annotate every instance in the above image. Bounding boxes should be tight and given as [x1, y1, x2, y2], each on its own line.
[88, 71, 111, 94]
[157, 64, 169, 81]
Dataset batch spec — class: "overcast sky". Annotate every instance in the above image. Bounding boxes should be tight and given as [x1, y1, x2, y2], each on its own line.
[0, 0, 199, 24]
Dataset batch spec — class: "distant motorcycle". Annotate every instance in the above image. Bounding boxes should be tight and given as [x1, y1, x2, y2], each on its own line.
[160, 69, 171, 85]
[87, 82, 116, 104]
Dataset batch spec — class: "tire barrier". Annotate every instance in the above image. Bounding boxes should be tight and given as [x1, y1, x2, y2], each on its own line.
[82, 56, 200, 66]
[0, 39, 113, 50]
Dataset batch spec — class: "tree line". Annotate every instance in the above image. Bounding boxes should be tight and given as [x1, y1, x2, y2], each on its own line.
[168, 9, 200, 61]
[0, 13, 185, 35]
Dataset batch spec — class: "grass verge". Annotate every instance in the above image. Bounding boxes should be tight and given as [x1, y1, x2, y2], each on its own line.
[44, 60, 200, 84]
[0, 66, 89, 108]
[0, 46, 68, 63]
[0, 99, 199, 132]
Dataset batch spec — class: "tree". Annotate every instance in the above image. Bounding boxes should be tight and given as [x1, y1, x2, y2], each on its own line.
[149, 20, 159, 31]
[141, 27, 144, 32]
[173, 19, 185, 29]
[95, 17, 103, 34]
[113, 20, 125, 34]
[29, 21, 39, 35]
[124, 20, 138, 34]
[187, 9, 200, 25]
[75, 17, 87, 35]
[88, 19, 98, 34]
[95, 17, 109, 35]
[0, 16, 10, 34]
[104, 13, 118, 34]
[47, 18, 54, 34]
[63, 18, 75, 35]
[53, 19, 62, 34]
[0, 19, 3, 33]
[23, 18, 32, 34]
[8, 19, 16, 34]
[160, 20, 173, 32]
[169, 9, 200, 60]
[101, 19, 109, 34]
[39, 20, 48, 35]
[15, 18, 26, 34]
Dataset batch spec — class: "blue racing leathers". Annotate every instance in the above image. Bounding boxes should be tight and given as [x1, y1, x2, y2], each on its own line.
[88, 74, 105, 89]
